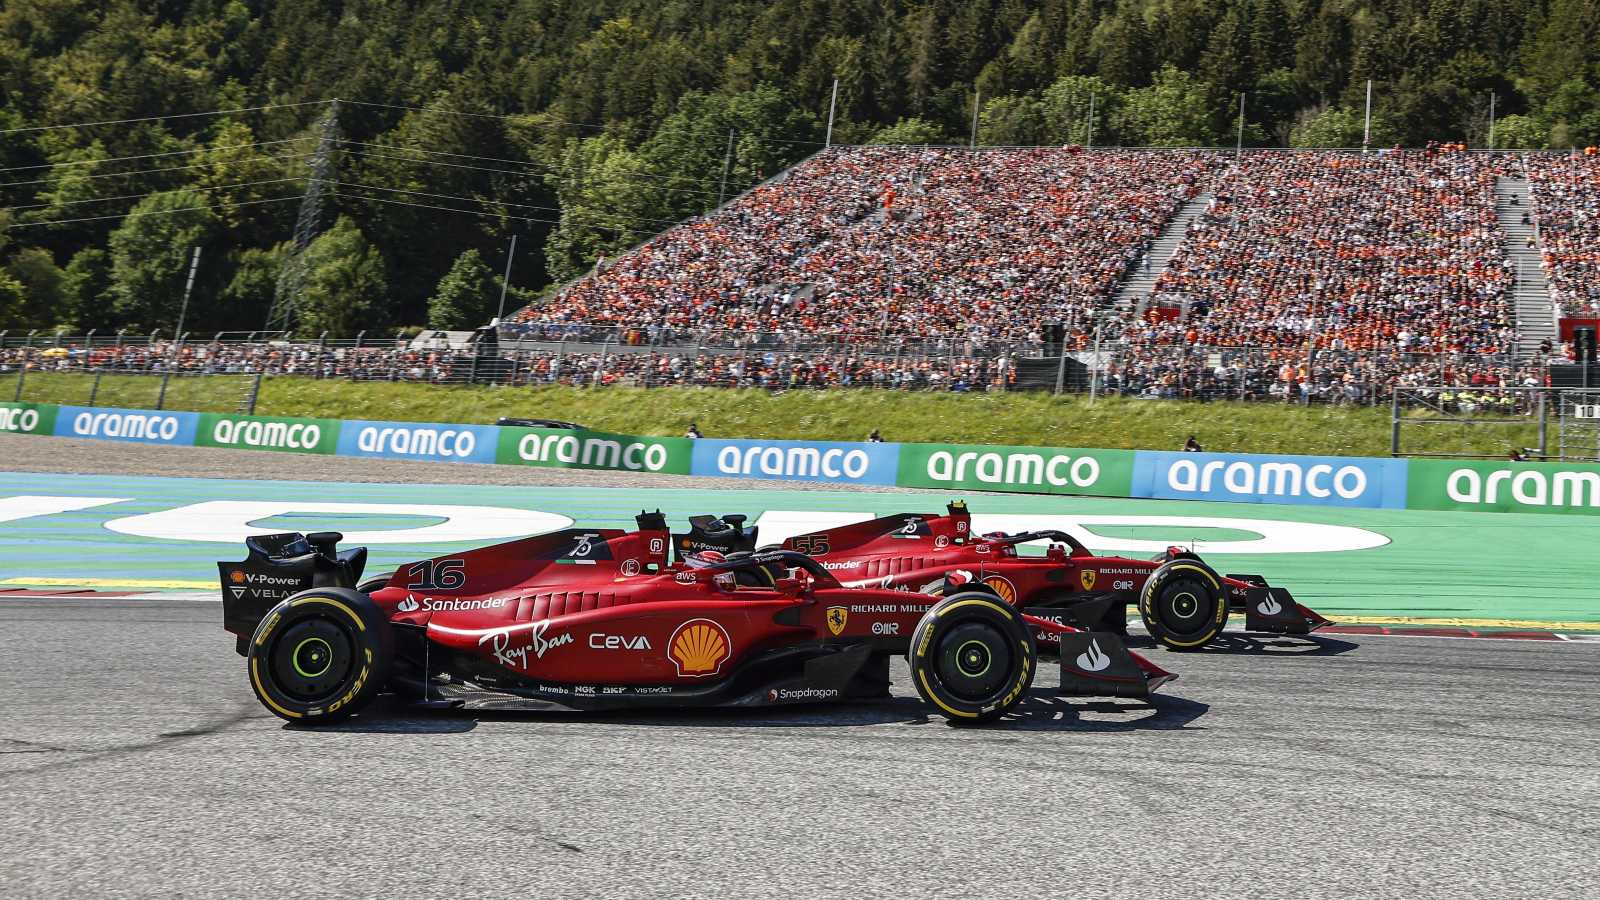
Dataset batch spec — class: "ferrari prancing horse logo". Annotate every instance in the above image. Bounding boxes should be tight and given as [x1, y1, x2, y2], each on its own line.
[1080, 570, 1097, 591]
[826, 606, 848, 636]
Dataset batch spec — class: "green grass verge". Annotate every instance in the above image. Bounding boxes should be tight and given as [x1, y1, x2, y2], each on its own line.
[2, 372, 1540, 458]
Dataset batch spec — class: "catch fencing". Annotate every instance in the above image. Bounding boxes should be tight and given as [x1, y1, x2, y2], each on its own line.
[1, 332, 1555, 409]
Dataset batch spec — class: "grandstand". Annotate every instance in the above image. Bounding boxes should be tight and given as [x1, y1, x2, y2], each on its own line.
[7, 148, 1597, 402]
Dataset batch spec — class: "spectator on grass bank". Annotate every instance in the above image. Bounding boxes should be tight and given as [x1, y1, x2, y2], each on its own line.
[684, 423, 702, 439]
[1183, 435, 1203, 452]
[867, 429, 883, 443]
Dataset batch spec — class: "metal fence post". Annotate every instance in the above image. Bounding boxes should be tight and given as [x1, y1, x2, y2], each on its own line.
[316, 331, 328, 380]
[1390, 388, 1402, 457]
[11, 361, 24, 402]
[88, 369, 103, 407]
[245, 372, 263, 415]
[1537, 389, 1547, 456]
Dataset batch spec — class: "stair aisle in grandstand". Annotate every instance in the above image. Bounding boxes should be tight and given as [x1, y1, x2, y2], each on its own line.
[1111, 192, 1214, 315]
[1496, 175, 1557, 358]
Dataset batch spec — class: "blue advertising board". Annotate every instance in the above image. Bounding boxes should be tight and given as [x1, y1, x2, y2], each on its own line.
[53, 405, 200, 446]
[691, 438, 901, 486]
[335, 419, 499, 465]
[1132, 450, 1409, 509]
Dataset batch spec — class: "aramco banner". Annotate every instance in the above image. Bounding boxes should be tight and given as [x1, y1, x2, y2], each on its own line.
[896, 442, 1134, 497]
[1406, 459, 1600, 515]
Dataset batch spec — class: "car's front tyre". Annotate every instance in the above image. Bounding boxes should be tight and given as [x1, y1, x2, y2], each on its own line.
[908, 591, 1036, 725]
[246, 588, 392, 724]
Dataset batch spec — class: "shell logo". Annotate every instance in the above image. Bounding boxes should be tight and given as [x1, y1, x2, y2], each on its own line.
[229, 570, 246, 584]
[668, 618, 731, 677]
[982, 575, 1017, 604]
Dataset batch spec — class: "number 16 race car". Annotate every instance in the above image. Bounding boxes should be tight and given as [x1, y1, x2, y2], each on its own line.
[675, 501, 1331, 651]
[217, 513, 1177, 727]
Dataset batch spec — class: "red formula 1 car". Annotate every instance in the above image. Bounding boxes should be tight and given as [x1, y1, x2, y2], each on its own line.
[676, 502, 1330, 651]
[217, 513, 1176, 726]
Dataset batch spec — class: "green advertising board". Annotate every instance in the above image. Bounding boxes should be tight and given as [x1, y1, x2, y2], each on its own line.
[495, 426, 692, 475]
[1407, 458, 1600, 516]
[0, 402, 59, 436]
[896, 441, 1135, 497]
[196, 412, 340, 454]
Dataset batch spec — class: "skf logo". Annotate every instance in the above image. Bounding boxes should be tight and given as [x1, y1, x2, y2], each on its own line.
[826, 606, 849, 636]
[1080, 570, 1097, 590]
[669, 619, 731, 677]
[229, 570, 246, 584]
[982, 576, 1017, 604]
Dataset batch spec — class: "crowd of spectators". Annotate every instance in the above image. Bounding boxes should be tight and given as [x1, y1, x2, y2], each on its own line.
[1126, 148, 1516, 357]
[509, 146, 1224, 349]
[1526, 152, 1600, 317]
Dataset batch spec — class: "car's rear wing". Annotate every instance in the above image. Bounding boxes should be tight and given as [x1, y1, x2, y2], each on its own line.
[217, 531, 367, 654]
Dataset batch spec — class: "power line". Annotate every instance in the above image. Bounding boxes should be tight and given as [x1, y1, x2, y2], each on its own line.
[4, 176, 302, 214]
[0, 138, 314, 174]
[336, 98, 827, 148]
[3, 195, 302, 229]
[331, 181, 685, 229]
[0, 100, 333, 136]
[336, 141, 743, 201]
[0, 150, 317, 188]
[328, 190, 564, 226]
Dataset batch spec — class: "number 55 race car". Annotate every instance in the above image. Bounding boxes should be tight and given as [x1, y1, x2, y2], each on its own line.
[676, 501, 1331, 651]
[217, 513, 1177, 727]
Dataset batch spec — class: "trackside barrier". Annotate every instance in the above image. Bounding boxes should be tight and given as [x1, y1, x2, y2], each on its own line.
[6, 401, 1600, 516]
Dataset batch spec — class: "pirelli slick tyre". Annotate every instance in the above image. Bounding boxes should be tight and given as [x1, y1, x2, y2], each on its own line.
[1139, 559, 1227, 651]
[908, 591, 1037, 725]
[246, 588, 392, 725]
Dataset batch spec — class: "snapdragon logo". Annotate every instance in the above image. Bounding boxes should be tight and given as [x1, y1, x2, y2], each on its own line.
[211, 418, 322, 451]
[925, 450, 1101, 489]
[1166, 459, 1368, 500]
[1446, 467, 1600, 509]
[70, 410, 182, 442]
[516, 432, 669, 471]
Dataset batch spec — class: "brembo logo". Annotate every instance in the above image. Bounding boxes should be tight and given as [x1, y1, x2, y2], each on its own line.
[212, 418, 322, 450]
[357, 426, 476, 458]
[71, 411, 180, 441]
[715, 445, 870, 480]
[0, 407, 39, 433]
[925, 450, 1101, 488]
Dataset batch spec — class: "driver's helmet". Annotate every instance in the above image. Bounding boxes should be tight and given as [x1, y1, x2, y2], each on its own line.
[686, 549, 787, 588]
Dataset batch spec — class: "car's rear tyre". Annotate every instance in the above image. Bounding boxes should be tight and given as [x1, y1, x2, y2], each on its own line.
[1138, 560, 1227, 651]
[246, 588, 392, 725]
[908, 591, 1036, 725]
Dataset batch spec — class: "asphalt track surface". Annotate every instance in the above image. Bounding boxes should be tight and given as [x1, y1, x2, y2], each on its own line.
[2, 438, 1599, 898]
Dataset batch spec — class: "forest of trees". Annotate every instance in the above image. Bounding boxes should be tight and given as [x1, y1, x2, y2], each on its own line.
[1, 0, 1597, 336]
